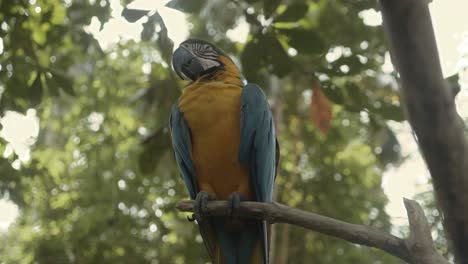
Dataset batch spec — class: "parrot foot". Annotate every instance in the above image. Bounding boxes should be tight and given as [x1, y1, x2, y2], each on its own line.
[194, 191, 214, 224]
[227, 192, 245, 227]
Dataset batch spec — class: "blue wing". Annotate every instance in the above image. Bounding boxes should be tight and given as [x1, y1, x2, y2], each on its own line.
[239, 83, 277, 203]
[169, 103, 197, 199]
[239, 83, 278, 264]
[170, 103, 220, 260]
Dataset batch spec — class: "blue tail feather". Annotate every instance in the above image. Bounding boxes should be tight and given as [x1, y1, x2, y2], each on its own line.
[213, 218, 261, 264]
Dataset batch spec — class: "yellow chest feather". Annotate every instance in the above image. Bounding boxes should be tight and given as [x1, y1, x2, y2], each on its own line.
[178, 82, 252, 199]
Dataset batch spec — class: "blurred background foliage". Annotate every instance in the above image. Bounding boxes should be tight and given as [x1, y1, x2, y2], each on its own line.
[0, 0, 436, 263]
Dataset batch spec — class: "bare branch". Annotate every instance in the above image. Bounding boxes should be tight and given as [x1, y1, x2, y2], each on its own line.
[404, 199, 449, 264]
[176, 199, 448, 264]
[379, 0, 468, 261]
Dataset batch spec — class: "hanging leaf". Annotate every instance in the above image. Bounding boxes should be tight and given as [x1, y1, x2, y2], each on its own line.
[279, 28, 326, 54]
[264, 33, 294, 77]
[369, 121, 402, 166]
[44, 72, 74, 96]
[139, 127, 172, 174]
[44, 73, 60, 96]
[310, 82, 332, 134]
[165, 0, 204, 13]
[321, 81, 345, 104]
[155, 13, 174, 65]
[95, 0, 111, 29]
[29, 72, 43, 106]
[141, 17, 155, 41]
[344, 82, 367, 112]
[241, 33, 294, 80]
[275, 3, 309, 22]
[53, 73, 75, 96]
[371, 103, 405, 121]
[240, 37, 264, 82]
[121, 8, 149, 23]
[264, 0, 282, 18]
[328, 55, 365, 76]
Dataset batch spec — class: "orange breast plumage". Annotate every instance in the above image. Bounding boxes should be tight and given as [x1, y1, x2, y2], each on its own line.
[178, 82, 252, 200]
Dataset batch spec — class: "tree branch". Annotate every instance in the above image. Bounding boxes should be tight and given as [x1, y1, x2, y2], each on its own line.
[379, 0, 468, 262]
[176, 199, 448, 264]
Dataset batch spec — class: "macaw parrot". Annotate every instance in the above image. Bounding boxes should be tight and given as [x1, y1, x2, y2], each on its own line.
[170, 39, 279, 264]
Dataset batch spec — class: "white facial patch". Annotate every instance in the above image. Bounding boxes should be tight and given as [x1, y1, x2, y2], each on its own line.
[181, 43, 221, 72]
[198, 58, 221, 71]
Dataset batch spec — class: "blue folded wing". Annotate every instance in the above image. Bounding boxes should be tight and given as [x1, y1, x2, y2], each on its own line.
[170, 104, 222, 260]
[239, 83, 277, 203]
[169, 103, 197, 199]
[239, 83, 278, 264]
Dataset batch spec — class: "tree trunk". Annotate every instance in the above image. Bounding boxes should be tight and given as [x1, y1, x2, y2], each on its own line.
[379, 0, 468, 262]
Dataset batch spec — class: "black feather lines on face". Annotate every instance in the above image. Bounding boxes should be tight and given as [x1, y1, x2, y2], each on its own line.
[180, 38, 231, 62]
[178, 39, 235, 82]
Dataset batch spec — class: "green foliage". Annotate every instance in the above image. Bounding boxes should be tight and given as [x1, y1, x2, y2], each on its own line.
[279, 27, 326, 54]
[121, 8, 149, 23]
[275, 3, 309, 23]
[165, 0, 205, 14]
[0, 0, 109, 112]
[0, 0, 407, 263]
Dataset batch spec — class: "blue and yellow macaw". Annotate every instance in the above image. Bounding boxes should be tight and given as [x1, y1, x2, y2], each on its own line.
[170, 39, 279, 264]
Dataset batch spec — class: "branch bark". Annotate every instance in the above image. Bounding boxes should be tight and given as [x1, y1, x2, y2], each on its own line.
[176, 199, 448, 264]
[379, 1, 468, 262]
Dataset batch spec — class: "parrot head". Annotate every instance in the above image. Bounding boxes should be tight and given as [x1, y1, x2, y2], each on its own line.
[172, 39, 232, 81]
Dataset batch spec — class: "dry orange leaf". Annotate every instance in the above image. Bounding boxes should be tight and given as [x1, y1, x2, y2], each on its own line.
[310, 82, 332, 134]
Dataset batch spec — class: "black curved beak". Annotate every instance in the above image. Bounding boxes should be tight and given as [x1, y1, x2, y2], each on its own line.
[172, 47, 204, 81]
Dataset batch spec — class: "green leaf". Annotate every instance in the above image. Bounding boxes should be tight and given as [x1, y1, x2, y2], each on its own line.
[240, 38, 264, 82]
[369, 123, 402, 166]
[56, 75, 74, 95]
[264, 0, 282, 18]
[279, 28, 326, 54]
[372, 104, 405, 122]
[275, 3, 309, 22]
[53, 73, 75, 96]
[139, 128, 171, 174]
[29, 72, 43, 106]
[41, 9, 53, 23]
[0, 139, 6, 154]
[241, 33, 294, 79]
[345, 82, 367, 112]
[165, 0, 204, 13]
[332, 56, 365, 75]
[95, 0, 111, 29]
[121, 0, 135, 5]
[121, 8, 149, 23]
[141, 13, 173, 63]
[44, 73, 60, 96]
[264, 34, 294, 77]
[154, 13, 174, 64]
[245, 12, 260, 26]
[321, 81, 345, 104]
[141, 17, 155, 41]
[46, 25, 68, 44]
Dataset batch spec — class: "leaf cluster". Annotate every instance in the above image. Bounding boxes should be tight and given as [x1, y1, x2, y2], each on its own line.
[0, 0, 409, 263]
